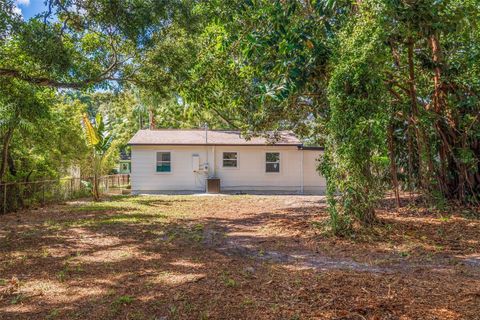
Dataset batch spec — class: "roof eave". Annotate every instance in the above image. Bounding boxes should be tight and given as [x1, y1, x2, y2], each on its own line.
[297, 145, 324, 151]
[127, 143, 302, 147]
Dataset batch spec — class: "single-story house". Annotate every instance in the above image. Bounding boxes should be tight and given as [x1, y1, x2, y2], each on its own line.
[127, 129, 326, 194]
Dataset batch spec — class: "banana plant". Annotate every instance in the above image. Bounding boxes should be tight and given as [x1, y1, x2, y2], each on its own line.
[82, 113, 113, 201]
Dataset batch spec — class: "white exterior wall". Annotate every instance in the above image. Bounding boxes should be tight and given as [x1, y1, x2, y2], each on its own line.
[131, 145, 326, 194]
[131, 145, 208, 192]
[302, 150, 326, 194]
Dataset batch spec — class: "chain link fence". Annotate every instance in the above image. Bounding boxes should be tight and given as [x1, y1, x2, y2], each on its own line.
[0, 174, 130, 214]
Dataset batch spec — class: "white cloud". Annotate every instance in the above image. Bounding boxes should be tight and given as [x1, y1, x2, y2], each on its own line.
[13, 0, 29, 18]
[12, 6, 22, 15]
[15, 0, 30, 6]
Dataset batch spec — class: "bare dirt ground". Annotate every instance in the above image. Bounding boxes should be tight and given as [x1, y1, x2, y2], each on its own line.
[0, 195, 479, 319]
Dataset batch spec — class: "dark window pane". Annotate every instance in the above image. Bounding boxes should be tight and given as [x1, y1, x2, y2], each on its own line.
[223, 152, 237, 160]
[266, 152, 280, 162]
[157, 163, 171, 172]
[266, 163, 280, 172]
[223, 159, 237, 167]
[157, 152, 171, 162]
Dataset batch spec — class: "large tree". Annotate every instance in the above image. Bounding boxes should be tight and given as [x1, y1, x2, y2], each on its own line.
[0, 0, 196, 182]
[178, 0, 480, 233]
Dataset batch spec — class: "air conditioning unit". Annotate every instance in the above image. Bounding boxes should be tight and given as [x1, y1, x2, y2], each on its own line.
[207, 178, 220, 193]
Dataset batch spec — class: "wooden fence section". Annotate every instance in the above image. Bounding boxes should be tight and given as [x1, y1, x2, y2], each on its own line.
[0, 174, 130, 214]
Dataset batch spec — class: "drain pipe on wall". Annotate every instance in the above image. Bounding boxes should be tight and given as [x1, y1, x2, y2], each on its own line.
[205, 123, 209, 175]
[300, 148, 304, 194]
[212, 145, 216, 177]
[204, 124, 209, 192]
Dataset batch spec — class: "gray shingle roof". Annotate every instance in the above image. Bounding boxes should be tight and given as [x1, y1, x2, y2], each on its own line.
[128, 129, 301, 146]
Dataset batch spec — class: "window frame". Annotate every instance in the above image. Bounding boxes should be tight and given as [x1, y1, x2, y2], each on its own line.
[222, 151, 239, 169]
[121, 163, 129, 172]
[265, 152, 281, 174]
[155, 151, 173, 174]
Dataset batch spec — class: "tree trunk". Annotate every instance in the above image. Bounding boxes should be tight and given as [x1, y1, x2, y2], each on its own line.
[0, 126, 15, 184]
[388, 41, 411, 195]
[93, 173, 100, 201]
[359, 158, 376, 224]
[406, 127, 415, 192]
[429, 32, 456, 199]
[91, 154, 102, 201]
[406, 39, 422, 186]
[7, 151, 16, 177]
[407, 38, 435, 190]
[148, 109, 155, 130]
[388, 123, 401, 208]
[429, 33, 445, 115]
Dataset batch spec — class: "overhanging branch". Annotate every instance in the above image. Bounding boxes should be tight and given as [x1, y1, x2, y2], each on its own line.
[0, 68, 106, 89]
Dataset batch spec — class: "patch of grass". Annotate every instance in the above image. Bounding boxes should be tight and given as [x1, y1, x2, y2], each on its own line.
[199, 311, 210, 320]
[10, 294, 24, 305]
[46, 308, 60, 319]
[46, 211, 168, 229]
[220, 272, 237, 288]
[41, 248, 51, 258]
[241, 297, 255, 306]
[183, 300, 194, 313]
[224, 278, 237, 287]
[162, 224, 205, 244]
[56, 270, 68, 282]
[438, 215, 451, 222]
[70, 204, 116, 212]
[129, 311, 145, 320]
[270, 303, 280, 313]
[114, 295, 134, 305]
[56, 256, 85, 281]
[169, 304, 179, 318]
[310, 220, 326, 230]
[461, 209, 480, 220]
[290, 314, 301, 320]
[111, 295, 135, 314]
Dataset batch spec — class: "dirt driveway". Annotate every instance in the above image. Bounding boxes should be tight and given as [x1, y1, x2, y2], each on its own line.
[0, 195, 479, 319]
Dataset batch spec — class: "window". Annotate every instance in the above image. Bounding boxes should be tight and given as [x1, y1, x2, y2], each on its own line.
[266, 152, 280, 173]
[223, 152, 238, 168]
[156, 152, 171, 172]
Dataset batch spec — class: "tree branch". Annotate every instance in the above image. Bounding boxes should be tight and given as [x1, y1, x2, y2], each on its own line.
[0, 68, 109, 88]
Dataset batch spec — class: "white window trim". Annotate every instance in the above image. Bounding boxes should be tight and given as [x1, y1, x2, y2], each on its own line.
[222, 151, 239, 169]
[265, 151, 281, 174]
[155, 150, 173, 174]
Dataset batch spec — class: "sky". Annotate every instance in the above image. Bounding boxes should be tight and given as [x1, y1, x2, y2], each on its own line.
[14, 0, 48, 20]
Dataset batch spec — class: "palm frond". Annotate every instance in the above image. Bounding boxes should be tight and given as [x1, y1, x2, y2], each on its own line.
[82, 114, 100, 146]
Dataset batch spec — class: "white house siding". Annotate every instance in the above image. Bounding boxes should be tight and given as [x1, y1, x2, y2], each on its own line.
[131, 145, 208, 193]
[131, 145, 326, 194]
[302, 150, 326, 194]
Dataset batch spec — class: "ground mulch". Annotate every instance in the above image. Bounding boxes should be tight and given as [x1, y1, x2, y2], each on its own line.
[0, 195, 479, 319]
